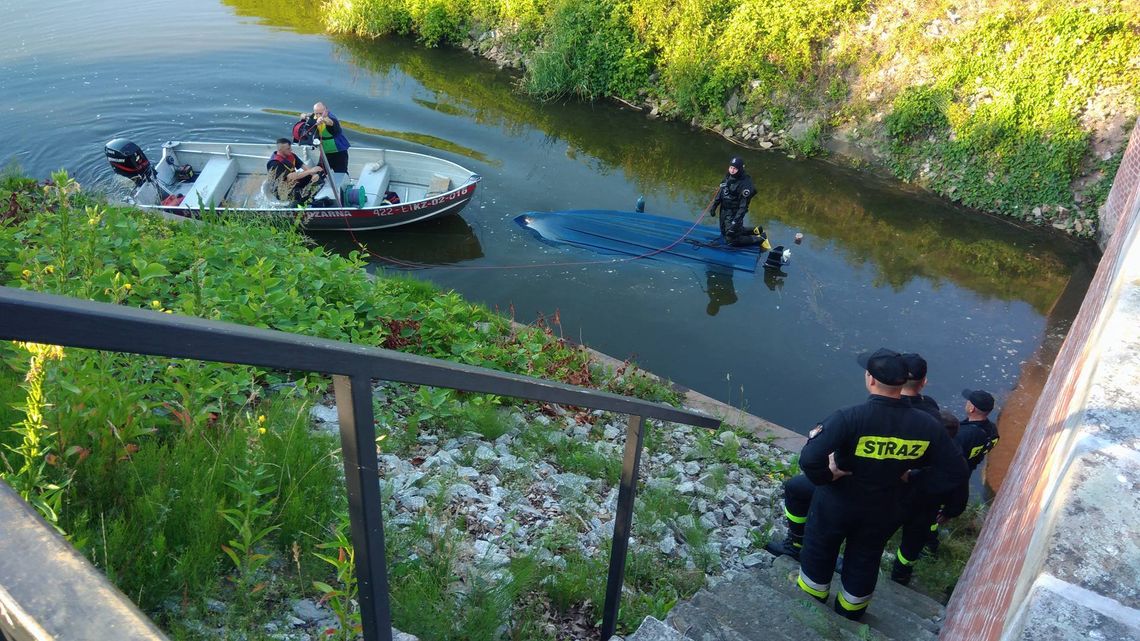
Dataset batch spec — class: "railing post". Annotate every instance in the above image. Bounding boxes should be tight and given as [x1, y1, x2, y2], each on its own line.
[333, 374, 392, 641]
[600, 414, 646, 640]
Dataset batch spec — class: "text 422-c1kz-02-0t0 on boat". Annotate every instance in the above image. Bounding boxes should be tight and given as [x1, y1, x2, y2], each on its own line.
[105, 138, 482, 231]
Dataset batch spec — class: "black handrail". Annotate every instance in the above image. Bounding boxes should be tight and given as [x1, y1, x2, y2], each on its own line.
[0, 286, 720, 641]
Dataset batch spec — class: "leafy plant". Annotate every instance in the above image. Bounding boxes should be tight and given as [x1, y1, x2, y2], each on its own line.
[885, 86, 950, 143]
[218, 434, 281, 599]
[312, 511, 362, 641]
[2, 342, 72, 529]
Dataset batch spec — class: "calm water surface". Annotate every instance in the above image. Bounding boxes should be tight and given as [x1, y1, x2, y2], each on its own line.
[2, 0, 1099, 433]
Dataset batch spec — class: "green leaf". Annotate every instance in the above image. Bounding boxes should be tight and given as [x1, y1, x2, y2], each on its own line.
[137, 262, 170, 282]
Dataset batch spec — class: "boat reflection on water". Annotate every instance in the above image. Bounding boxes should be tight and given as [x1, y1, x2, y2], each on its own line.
[309, 215, 484, 269]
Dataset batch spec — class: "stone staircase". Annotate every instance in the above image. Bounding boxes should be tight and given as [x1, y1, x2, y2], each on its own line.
[618, 554, 945, 641]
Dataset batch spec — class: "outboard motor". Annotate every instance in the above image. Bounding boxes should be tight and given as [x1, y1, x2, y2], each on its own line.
[105, 138, 153, 186]
[763, 245, 791, 270]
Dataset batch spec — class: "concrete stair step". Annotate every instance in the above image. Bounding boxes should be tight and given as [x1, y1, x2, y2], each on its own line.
[761, 555, 941, 641]
[667, 593, 755, 641]
[750, 556, 889, 641]
[627, 552, 948, 641]
[698, 575, 817, 641]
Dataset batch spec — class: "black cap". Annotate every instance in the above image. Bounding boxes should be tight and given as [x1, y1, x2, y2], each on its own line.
[900, 353, 927, 381]
[729, 156, 745, 170]
[856, 348, 908, 386]
[962, 389, 995, 413]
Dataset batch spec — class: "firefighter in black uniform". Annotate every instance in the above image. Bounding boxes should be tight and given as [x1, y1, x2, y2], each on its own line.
[765, 352, 942, 563]
[958, 388, 999, 471]
[888, 353, 966, 584]
[796, 348, 968, 621]
[708, 157, 767, 247]
[890, 408, 969, 584]
[899, 353, 940, 419]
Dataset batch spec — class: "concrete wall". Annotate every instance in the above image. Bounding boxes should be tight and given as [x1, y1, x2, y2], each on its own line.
[941, 126, 1140, 640]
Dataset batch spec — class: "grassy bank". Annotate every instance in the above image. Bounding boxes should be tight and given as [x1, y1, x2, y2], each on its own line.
[1, 173, 801, 639]
[320, 0, 1140, 237]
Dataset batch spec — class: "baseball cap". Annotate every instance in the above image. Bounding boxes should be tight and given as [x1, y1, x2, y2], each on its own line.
[961, 389, 995, 413]
[900, 353, 928, 381]
[856, 348, 908, 386]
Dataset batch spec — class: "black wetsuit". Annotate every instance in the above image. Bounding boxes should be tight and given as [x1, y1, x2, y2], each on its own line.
[710, 170, 762, 246]
[797, 395, 968, 620]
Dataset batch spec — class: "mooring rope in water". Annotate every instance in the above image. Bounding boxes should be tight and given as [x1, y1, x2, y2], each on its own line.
[343, 187, 724, 271]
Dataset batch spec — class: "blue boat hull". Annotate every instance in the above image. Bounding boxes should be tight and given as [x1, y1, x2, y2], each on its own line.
[514, 210, 762, 272]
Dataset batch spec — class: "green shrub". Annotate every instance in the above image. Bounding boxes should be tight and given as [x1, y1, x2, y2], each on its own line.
[408, 0, 471, 46]
[885, 86, 950, 142]
[525, 0, 651, 100]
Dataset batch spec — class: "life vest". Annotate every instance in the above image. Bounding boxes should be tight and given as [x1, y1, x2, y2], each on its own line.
[316, 121, 337, 154]
[315, 114, 350, 154]
[269, 151, 300, 172]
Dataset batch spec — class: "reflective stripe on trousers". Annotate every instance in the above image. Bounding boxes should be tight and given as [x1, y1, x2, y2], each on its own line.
[797, 569, 829, 600]
[836, 586, 872, 613]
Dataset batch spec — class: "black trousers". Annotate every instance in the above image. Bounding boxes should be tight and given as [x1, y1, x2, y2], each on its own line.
[896, 493, 941, 566]
[719, 208, 764, 246]
[783, 473, 815, 536]
[326, 150, 349, 174]
[800, 486, 902, 610]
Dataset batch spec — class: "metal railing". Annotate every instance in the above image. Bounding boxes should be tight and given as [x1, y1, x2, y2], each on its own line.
[0, 286, 719, 641]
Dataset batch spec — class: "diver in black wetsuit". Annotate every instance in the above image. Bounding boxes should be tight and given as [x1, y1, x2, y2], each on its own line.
[708, 157, 767, 247]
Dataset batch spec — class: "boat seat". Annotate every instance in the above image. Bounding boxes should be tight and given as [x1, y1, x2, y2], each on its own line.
[182, 157, 238, 210]
[424, 173, 451, 198]
[356, 163, 392, 207]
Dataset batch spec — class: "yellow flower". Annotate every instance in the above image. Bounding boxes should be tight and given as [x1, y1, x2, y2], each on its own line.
[21, 269, 30, 278]
[258, 427, 267, 435]
[258, 415, 266, 425]
[88, 217, 100, 226]
[151, 300, 162, 308]
[123, 283, 132, 291]
[44, 265, 55, 274]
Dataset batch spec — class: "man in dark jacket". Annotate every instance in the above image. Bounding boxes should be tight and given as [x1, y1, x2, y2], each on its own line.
[958, 388, 999, 470]
[796, 348, 968, 621]
[709, 157, 767, 247]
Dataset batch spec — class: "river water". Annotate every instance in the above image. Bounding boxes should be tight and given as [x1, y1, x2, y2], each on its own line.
[2, 0, 1099, 434]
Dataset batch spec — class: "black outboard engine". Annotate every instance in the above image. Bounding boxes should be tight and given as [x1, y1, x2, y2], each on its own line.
[105, 138, 153, 186]
[763, 245, 791, 270]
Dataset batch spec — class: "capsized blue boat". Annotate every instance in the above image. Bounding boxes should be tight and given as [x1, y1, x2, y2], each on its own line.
[514, 210, 762, 272]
